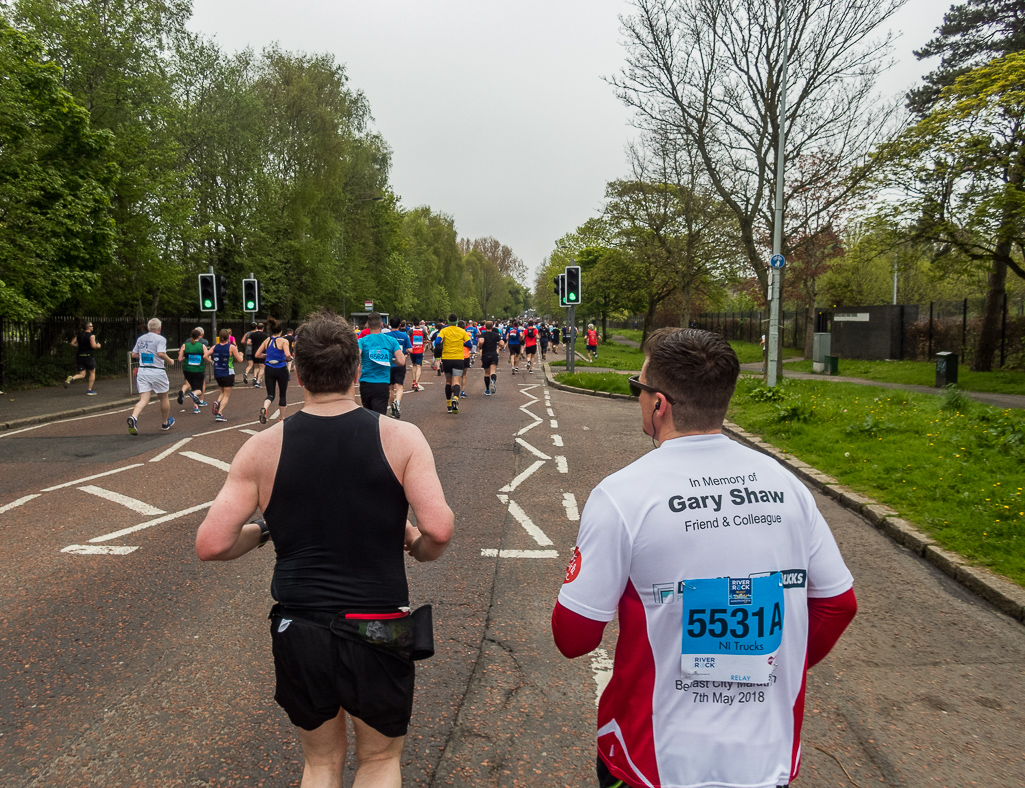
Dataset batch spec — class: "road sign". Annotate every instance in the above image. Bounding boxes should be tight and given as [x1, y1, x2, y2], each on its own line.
[364, 300, 373, 311]
[770, 254, 786, 269]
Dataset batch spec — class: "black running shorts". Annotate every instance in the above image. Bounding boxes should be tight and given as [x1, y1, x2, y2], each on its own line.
[76, 356, 97, 372]
[481, 354, 498, 368]
[184, 371, 206, 390]
[270, 612, 414, 737]
[524, 345, 537, 355]
[441, 359, 464, 375]
[409, 352, 423, 365]
[215, 374, 235, 388]
[390, 365, 407, 385]
[359, 381, 390, 414]
[507, 345, 520, 354]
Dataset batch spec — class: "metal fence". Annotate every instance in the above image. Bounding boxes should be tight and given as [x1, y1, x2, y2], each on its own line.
[899, 297, 1025, 369]
[0, 315, 258, 389]
[692, 310, 805, 349]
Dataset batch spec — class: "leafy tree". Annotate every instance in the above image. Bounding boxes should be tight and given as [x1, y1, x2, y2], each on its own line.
[0, 19, 114, 319]
[876, 53, 1025, 370]
[458, 236, 527, 283]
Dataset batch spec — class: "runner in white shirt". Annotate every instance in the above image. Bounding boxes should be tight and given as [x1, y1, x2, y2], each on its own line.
[128, 318, 176, 434]
[553, 328, 857, 788]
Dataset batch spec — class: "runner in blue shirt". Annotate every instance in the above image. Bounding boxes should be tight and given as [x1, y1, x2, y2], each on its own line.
[358, 313, 404, 415]
[387, 317, 413, 419]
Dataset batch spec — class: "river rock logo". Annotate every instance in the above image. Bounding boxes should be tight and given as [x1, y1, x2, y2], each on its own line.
[564, 546, 582, 583]
[653, 583, 676, 604]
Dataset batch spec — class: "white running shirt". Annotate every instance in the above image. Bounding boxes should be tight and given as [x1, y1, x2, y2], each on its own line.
[132, 332, 167, 369]
[559, 433, 853, 788]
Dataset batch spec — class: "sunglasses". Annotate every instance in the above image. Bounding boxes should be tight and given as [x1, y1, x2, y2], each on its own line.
[628, 375, 674, 404]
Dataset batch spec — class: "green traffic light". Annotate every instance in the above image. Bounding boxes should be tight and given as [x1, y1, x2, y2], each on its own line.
[569, 294, 577, 301]
[203, 299, 212, 308]
[246, 301, 255, 310]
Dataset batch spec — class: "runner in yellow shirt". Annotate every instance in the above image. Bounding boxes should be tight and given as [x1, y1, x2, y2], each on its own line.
[433, 314, 471, 414]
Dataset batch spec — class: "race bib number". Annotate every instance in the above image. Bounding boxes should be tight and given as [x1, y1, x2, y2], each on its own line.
[680, 573, 784, 683]
[140, 352, 155, 365]
[369, 347, 392, 366]
[187, 354, 202, 366]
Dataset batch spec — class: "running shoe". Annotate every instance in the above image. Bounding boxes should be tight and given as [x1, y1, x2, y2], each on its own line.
[529, 368, 535, 374]
[242, 374, 248, 384]
[177, 390, 184, 405]
[215, 414, 227, 423]
[450, 397, 459, 414]
[491, 379, 497, 393]
[127, 416, 138, 435]
[485, 390, 491, 396]
[447, 405, 453, 413]
[460, 391, 467, 398]
[161, 417, 175, 431]
[198, 400, 208, 407]
[86, 390, 97, 396]
[253, 379, 261, 387]
[64, 376, 73, 388]
[211, 400, 220, 416]
[390, 402, 397, 418]
[193, 406, 201, 414]
[394, 402, 401, 419]
[259, 407, 267, 424]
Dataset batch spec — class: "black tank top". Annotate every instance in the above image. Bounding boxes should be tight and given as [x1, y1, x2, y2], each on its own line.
[264, 409, 410, 612]
[76, 332, 93, 357]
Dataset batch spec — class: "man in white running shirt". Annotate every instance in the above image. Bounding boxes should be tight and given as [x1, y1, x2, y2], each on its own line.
[553, 328, 857, 788]
[128, 318, 176, 434]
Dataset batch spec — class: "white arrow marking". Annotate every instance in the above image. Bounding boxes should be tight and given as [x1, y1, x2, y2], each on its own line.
[181, 451, 231, 473]
[149, 437, 193, 463]
[563, 492, 580, 521]
[42, 464, 144, 492]
[195, 419, 261, 437]
[496, 494, 509, 504]
[62, 544, 139, 556]
[555, 456, 568, 473]
[480, 549, 559, 559]
[499, 460, 545, 492]
[0, 494, 41, 514]
[79, 486, 165, 516]
[516, 416, 542, 436]
[507, 499, 554, 546]
[89, 500, 213, 543]
[516, 438, 551, 460]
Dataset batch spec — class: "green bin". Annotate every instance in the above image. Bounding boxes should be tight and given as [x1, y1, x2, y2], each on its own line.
[824, 355, 839, 375]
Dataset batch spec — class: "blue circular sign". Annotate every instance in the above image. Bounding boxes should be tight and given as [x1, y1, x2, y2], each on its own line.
[770, 254, 786, 269]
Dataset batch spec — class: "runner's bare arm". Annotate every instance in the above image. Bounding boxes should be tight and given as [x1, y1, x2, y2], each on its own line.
[195, 437, 267, 561]
[255, 338, 269, 360]
[159, 352, 175, 366]
[390, 427, 452, 562]
[393, 348, 405, 366]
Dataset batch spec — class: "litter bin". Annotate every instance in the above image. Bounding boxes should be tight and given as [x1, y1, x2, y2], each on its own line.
[936, 351, 958, 388]
[824, 355, 839, 376]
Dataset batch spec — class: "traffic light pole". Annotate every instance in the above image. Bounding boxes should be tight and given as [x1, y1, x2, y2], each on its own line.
[566, 305, 575, 373]
[209, 265, 218, 340]
[249, 271, 256, 325]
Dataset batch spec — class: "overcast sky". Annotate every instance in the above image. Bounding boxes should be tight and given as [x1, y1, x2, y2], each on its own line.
[188, 0, 948, 284]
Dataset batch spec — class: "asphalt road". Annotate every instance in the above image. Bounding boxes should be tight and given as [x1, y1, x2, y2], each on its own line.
[1, 362, 1023, 787]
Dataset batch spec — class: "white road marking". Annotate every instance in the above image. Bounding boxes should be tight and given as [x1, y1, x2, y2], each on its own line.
[480, 548, 559, 559]
[195, 419, 261, 437]
[563, 492, 580, 521]
[555, 456, 568, 473]
[79, 485, 166, 516]
[499, 460, 545, 492]
[547, 407, 556, 417]
[520, 384, 540, 393]
[592, 648, 614, 706]
[270, 408, 281, 420]
[516, 414, 543, 436]
[180, 451, 231, 473]
[89, 500, 213, 543]
[0, 494, 41, 514]
[507, 500, 554, 546]
[41, 464, 144, 492]
[149, 437, 193, 463]
[516, 438, 551, 460]
[550, 419, 559, 429]
[239, 429, 260, 436]
[0, 406, 135, 440]
[62, 544, 138, 555]
[496, 494, 509, 504]
[552, 435, 564, 447]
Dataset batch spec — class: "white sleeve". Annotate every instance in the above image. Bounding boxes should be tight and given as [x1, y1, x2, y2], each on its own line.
[557, 485, 632, 622]
[801, 489, 854, 598]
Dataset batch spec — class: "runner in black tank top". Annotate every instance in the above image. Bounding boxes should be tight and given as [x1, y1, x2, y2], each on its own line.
[264, 408, 410, 611]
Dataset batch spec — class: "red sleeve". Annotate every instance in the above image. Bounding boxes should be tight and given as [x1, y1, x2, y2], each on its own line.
[551, 600, 607, 659]
[807, 588, 857, 669]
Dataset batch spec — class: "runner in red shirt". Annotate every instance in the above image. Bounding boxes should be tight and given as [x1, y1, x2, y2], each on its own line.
[585, 324, 600, 362]
[409, 321, 428, 391]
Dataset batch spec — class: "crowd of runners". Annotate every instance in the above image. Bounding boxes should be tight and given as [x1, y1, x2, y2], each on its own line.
[107, 313, 582, 433]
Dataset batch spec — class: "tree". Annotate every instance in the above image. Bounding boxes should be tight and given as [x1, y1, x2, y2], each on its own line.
[612, 0, 903, 302]
[876, 53, 1025, 370]
[0, 20, 114, 319]
[458, 236, 528, 283]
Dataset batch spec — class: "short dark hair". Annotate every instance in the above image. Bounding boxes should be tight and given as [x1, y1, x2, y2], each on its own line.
[449, 313, 458, 323]
[294, 310, 360, 394]
[643, 328, 740, 432]
[389, 316, 401, 330]
[368, 312, 382, 329]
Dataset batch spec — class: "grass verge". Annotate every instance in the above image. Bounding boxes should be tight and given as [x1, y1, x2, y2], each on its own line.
[553, 371, 634, 396]
[728, 377, 1025, 585]
[785, 357, 1025, 395]
[550, 338, 645, 370]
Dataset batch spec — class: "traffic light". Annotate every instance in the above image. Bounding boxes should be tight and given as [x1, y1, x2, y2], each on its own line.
[198, 273, 217, 311]
[553, 274, 566, 307]
[242, 278, 260, 312]
[216, 274, 227, 310]
[565, 265, 581, 305]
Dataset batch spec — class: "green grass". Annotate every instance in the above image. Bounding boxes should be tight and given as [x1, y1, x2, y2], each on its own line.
[549, 337, 645, 370]
[786, 357, 1025, 395]
[554, 371, 634, 396]
[727, 377, 1025, 585]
